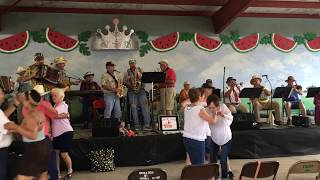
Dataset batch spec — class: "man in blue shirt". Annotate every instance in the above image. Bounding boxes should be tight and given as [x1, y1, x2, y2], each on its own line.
[285, 76, 307, 125]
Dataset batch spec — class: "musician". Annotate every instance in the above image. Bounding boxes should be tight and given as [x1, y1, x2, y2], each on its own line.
[250, 75, 282, 125]
[285, 76, 306, 124]
[25, 53, 50, 90]
[224, 77, 249, 113]
[123, 59, 151, 131]
[101, 61, 123, 123]
[80, 72, 101, 129]
[53, 56, 79, 89]
[179, 81, 190, 106]
[158, 59, 176, 115]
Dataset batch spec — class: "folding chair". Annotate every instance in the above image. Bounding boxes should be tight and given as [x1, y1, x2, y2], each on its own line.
[238, 161, 279, 180]
[180, 163, 219, 180]
[128, 168, 167, 180]
[285, 160, 320, 180]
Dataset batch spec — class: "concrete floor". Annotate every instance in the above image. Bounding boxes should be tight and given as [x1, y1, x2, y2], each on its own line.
[66, 154, 320, 180]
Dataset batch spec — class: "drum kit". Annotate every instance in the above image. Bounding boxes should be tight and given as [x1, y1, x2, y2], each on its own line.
[33, 65, 60, 85]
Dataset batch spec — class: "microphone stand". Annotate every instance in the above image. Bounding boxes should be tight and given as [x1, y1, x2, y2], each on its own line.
[264, 75, 274, 128]
[222, 67, 226, 103]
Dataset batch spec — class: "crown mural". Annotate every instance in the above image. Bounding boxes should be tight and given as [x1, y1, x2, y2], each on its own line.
[93, 18, 139, 50]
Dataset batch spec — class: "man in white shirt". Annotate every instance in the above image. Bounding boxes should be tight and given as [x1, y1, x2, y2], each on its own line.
[0, 87, 13, 179]
[224, 77, 248, 113]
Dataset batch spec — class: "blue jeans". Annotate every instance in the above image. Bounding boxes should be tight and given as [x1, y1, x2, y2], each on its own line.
[128, 90, 151, 128]
[48, 140, 58, 180]
[183, 137, 205, 165]
[82, 98, 93, 124]
[0, 148, 8, 180]
[210, 140, 232, 179]
[104, 92, 121, 119]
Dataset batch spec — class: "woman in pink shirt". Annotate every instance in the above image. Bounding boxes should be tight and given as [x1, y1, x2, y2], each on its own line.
[51, 88, 73, 179]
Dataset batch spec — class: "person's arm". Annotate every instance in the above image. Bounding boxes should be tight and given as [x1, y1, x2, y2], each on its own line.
[218, 104, 233, 126]
[51, 103, 69, 119]
[263, 87, 271, 96]
[4, 96, 20, 117]
[224, 87, 233, 97]
[101, 75, 116, 92]
[199, 108, 217, 124]
[5, 111, 43, 140]
[95, 82, 101, 90]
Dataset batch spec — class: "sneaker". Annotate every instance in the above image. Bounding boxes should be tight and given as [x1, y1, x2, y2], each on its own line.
[228, 171, 235, 179]
[274, 120, 282, 126]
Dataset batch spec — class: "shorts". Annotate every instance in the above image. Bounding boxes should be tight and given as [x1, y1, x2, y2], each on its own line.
[53, 131, 74, 153]
[16, 138, 51, 177]
[160, 87, 176, 111]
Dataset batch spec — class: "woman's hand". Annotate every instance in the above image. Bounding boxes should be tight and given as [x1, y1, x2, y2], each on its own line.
[4, 122, 18, 132]
[217, 111, 224, 117]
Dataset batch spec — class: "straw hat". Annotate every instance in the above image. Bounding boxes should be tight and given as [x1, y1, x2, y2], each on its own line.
[83, 72, 94, 78]
[16, 66, 26, 74]
[33, 85, 49, 96]
[128, 58, 136, 64]
[250, 75, 262, 85]
[53, 56, 67, 64]
[158, 59, 169, 66]
[183, 81, 190, 85]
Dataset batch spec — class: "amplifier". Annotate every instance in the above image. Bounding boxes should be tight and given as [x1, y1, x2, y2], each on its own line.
[92, 118, 119, 137]
[292, 116, 311, 128]
[231, 113, 255, 131]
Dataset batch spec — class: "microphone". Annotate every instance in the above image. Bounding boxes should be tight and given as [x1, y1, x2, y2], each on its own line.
[262, 75, 268, 77]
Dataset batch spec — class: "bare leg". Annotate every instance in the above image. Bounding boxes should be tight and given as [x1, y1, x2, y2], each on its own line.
[16, 175, 33, 180]
[61, 152, 73, 174]
[253, 100, 262, 123]
[56, 150, 61, 177]
[185, 153, 191, 165]
[299, 101, 307, 116]
[285, 102, 292, 120]
[38, 171, 48, 180]
[227, 105, 236, 114]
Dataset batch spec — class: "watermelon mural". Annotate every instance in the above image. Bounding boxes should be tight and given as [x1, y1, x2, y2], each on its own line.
[194, 33, 222, 52]
[2, 29, 320, 56]
[46, 27, 79, 52]
[231, 33, 259, 53]
[0, 31, 30, 54]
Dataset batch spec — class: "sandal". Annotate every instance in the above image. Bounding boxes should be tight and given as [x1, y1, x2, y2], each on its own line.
[64, 173, 72, 180]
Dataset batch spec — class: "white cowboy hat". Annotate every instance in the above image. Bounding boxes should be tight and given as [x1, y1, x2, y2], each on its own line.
[33, 85, 50, 96]
[250, 75, 262, 85]
[53, 56, 67, 64]
[158, 59, 169, 65]
[16, 66, 26, 74]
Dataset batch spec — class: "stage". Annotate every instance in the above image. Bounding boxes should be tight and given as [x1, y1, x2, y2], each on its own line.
[69, 126, 320, 170]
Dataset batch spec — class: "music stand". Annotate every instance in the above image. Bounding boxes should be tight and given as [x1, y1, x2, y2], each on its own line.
[239, 88, 263, 99]
[307, 87, 320, 98]
[141, 72, 166, 123]
[273, 87, 292, 121]
[273, 87, 292, 100]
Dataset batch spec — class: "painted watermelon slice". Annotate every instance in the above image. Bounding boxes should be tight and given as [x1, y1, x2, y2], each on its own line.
[150, 32, 179, 52]
[272, 33, 297, 53]
[46, 27, 79, 52]
[231, 33, 259, 53]
[0, 31, 29, 54]
[305, 36, 320, 52]
[194, 33, 222, 52]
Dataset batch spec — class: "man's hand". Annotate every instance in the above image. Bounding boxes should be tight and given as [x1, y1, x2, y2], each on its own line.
[4, 122, 18, 132]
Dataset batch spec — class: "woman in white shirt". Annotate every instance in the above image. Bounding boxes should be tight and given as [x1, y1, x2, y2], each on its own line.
[183, 88, 217, 165]
[207, 94, 233, 179]
[0, 87, 13, 179]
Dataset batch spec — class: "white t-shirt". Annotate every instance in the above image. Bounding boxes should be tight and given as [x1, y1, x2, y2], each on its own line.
[183, 104, 210, 141]
[0, 109, 12, 148]
[209, 103, 233, 146]
[224, 86, 241, 104]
